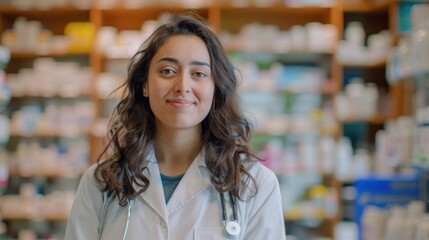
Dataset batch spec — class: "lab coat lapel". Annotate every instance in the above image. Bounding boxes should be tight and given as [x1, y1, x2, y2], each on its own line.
[139, 154, 169, 222]
[166, 153, 211, 216]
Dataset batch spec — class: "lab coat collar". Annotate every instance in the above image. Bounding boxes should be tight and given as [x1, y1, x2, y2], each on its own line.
[139, 151, 211, 222]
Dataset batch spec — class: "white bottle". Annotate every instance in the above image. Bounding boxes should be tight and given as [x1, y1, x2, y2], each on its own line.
[416, 213, 429, 240]
[345, 22, 365, 47]
[335, 137, 353, 181]
[363, 83, 379, 119]
[353, 148, 371, 179]
[334, 221, 358, 240]
[319, 136, 335, 174]
[402, 201, 425, 239]
[362, 206, 386, 240]
[345, 78, 366, 120]
[384, 206, 406, 240]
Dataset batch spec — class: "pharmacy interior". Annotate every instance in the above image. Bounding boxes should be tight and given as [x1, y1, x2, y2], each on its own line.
[0, 0, 428, 239]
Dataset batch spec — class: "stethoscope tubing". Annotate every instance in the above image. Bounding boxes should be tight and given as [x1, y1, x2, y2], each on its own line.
[220, 191, 238, 223]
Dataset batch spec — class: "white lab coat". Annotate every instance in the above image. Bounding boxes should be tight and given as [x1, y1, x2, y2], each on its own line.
[65, 152, 286, 240]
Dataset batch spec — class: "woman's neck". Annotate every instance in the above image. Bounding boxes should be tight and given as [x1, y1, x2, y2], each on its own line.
[155, 125, 202, 176]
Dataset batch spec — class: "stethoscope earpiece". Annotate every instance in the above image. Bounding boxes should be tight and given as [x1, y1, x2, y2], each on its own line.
[225, 221, 241, 238]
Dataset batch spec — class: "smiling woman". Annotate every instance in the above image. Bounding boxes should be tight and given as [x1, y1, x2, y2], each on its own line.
[65, 13, 286, 240]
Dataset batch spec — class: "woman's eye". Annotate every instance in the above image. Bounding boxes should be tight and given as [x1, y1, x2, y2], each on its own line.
[193, 71, 207, 79]
[160, 68, 175, 76]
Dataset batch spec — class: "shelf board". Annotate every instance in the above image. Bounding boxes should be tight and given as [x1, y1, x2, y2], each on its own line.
[284, 215, 336, 223]
[341, 113, 392, 124]
[390, 70, 429, 83]
[100, 4, 211, 12]
[1, 214, 68, 222]
[340, 60, 386, 69]
[219, 3, 333, 14]
[100, 54, 132, 60]
[240, 84, 337, 95]
[342, 0, 392, 13]
[9, 170, 83, 179]
[227, 49, 334, 63]
[0, 5, 89, 18]
[388, 161, 429, 171]
[11, 52, 89, 59]
[98, 5, 210, 30]
[254, 127, 339, 137]
[10, 130, 90, 138]
[11, 94, 91, 99]
[218, 4, 333, 29]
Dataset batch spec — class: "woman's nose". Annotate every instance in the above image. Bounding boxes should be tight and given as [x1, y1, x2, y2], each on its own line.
[174, 74, 191, 93]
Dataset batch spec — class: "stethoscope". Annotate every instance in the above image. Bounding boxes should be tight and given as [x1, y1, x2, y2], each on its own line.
[219, 191, 241, 238]
[98, 190, 241, 240]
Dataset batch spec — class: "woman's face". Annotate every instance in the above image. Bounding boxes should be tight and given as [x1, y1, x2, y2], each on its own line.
[146, 35, 215, 131]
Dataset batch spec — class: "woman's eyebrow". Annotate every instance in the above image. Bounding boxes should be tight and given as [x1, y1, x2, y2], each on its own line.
[190, 60, 210, 67]
[157, 57, 178, 64]
[157, 57, 210, 68]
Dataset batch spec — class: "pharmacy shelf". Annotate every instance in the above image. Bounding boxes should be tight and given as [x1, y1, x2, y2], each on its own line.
[1, 214, 69, 222]
[340, 61, 387, 69]
[11, 95, 91, 99]
[227, 51, 334, 64]
[219, 4, 333, 13]
[240, 84, 338, 95]
[342, 0, 392, 13]
[340, 113, 393, 125]
[9, 171, 82, 179]
[9, 131, 90, 138]
[254, 128, 339, 137]
[10, 52, 89, 59]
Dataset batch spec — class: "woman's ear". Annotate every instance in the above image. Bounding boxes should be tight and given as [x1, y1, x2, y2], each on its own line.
[143, 85, 148, 97]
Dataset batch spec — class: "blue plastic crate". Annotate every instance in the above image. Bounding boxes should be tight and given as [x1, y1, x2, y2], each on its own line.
[354, 174, 421, 239]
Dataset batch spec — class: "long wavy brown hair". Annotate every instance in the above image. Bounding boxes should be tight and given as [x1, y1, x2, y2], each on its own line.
[94, 13, 259, 206]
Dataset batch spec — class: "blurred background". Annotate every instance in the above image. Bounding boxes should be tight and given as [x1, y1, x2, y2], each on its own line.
[0, 0, 428, 239]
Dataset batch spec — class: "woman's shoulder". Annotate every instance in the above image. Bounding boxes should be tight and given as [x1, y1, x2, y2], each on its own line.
[241, 161, 279, 198]
[245, 160, 277, 182]
[79, 163, 101, 189]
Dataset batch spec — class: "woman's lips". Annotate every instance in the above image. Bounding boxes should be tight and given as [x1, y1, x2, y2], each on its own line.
[167, 99, 194, 108]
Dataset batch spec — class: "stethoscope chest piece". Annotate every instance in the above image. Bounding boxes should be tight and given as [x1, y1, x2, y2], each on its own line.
[220, 191, 241, 239]
[225, 221, 241, 238]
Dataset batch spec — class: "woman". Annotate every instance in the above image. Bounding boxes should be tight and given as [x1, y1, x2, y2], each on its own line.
[65, 13, 286, 240]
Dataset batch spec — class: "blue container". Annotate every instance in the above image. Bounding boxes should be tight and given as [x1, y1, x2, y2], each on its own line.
[354, 174, 421, 239]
